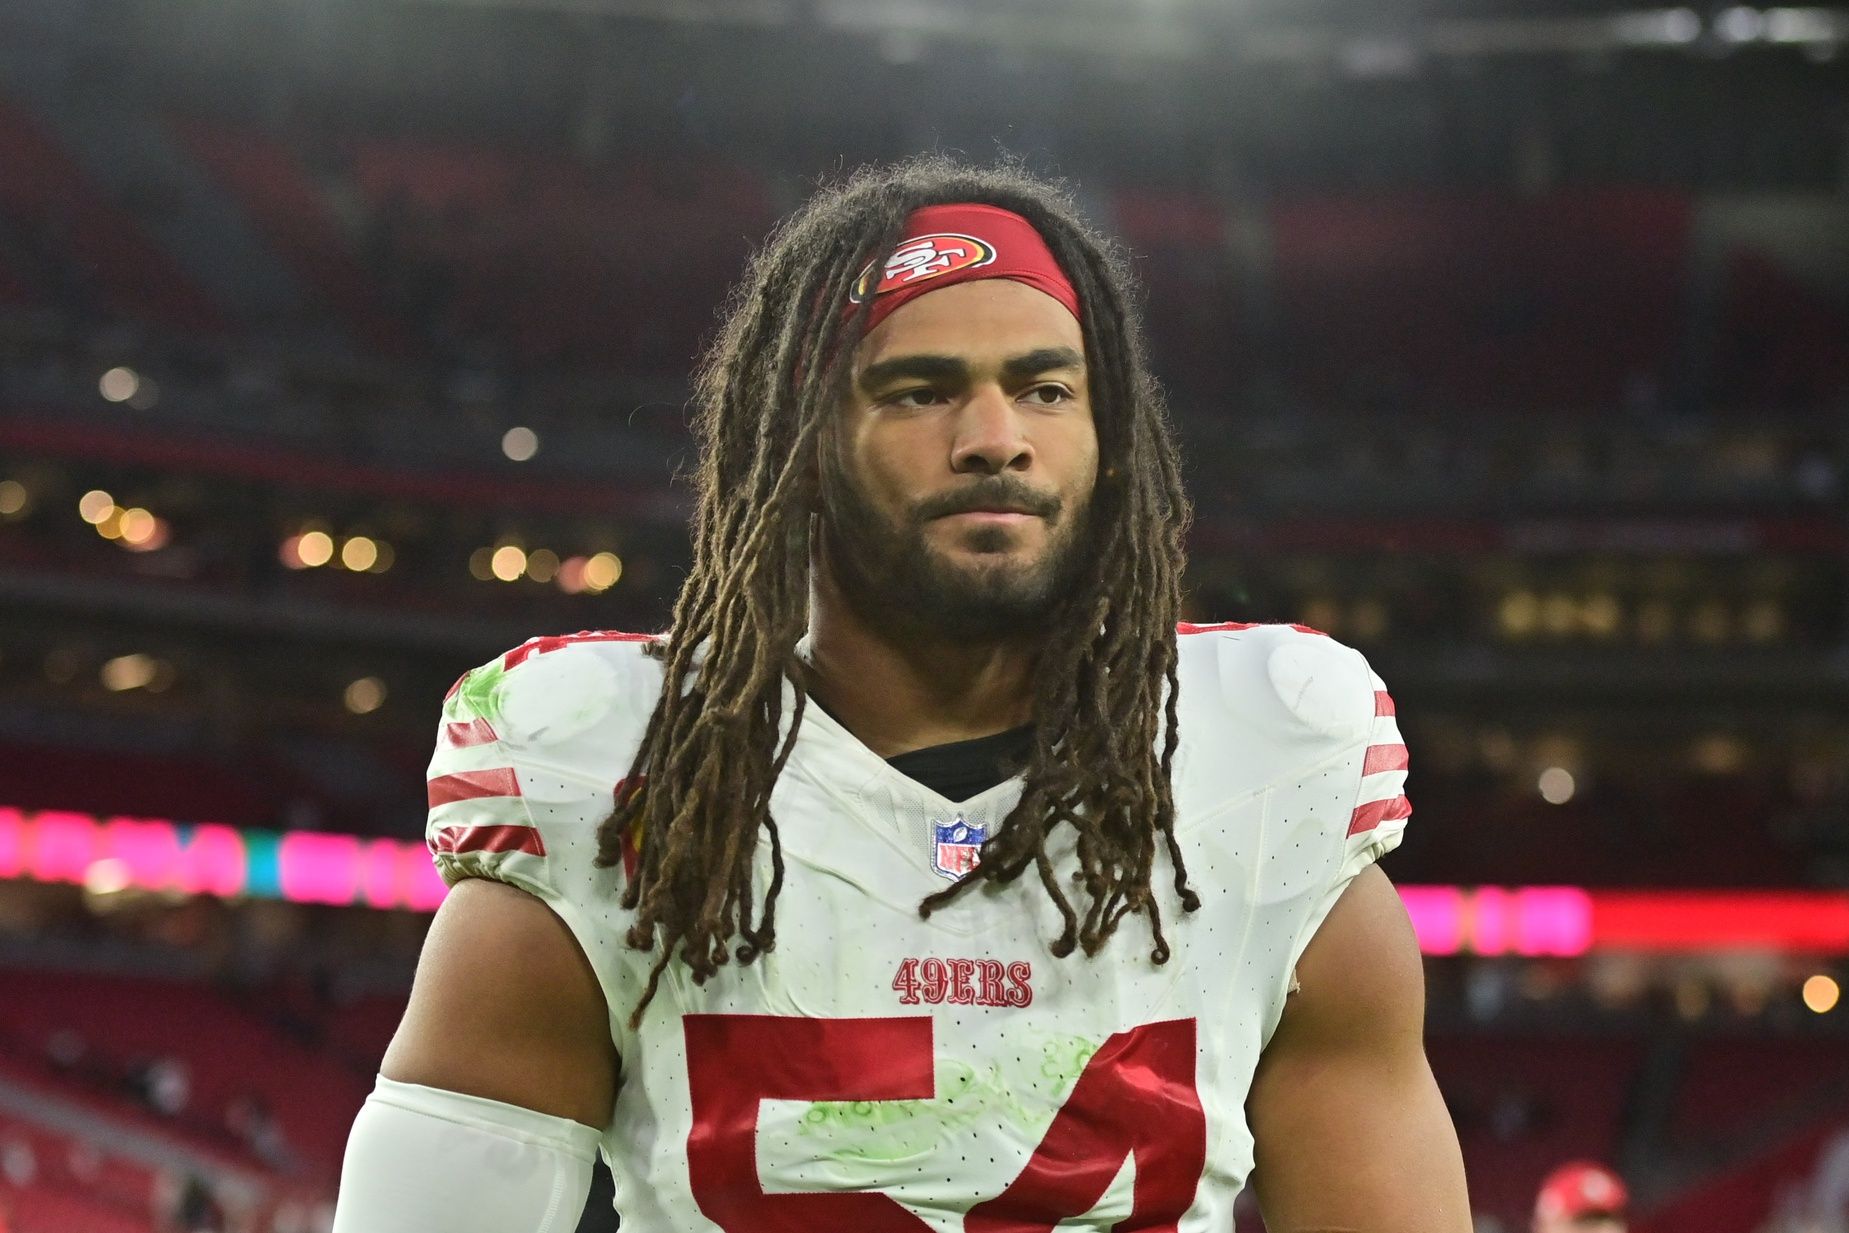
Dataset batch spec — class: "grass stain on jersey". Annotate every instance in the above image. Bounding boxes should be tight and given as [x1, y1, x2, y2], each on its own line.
[444, 662, 510, 727]
[793, 1035, 1100, 1165]
[1039, 1034, 1099, 1088]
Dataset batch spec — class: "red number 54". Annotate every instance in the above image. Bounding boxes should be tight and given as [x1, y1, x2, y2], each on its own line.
[684, 1015, 1206, 1232]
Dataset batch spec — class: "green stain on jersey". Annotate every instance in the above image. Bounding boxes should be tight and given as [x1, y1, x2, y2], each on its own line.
[444, 659, 511, 726]
[1038, 1034, 1099, 1090]
[794, 1034, 1100, 1164]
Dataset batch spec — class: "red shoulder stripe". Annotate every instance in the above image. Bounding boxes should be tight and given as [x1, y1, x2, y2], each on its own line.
[427, 767, 521, 808]
[1176, 621, 1259, 635]
[1348, 794, 1412, 837]
[1375, 690, 1396, 717]
[443, 718, 499, 749]
[1175, 621, 1329, 637]
[430, 824, 546, 857]
[1362, 743, 1410, 776]
[502, 630, 656, 671]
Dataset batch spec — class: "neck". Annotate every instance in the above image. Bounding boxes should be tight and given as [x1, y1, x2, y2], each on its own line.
[799, 553, 1038, 759]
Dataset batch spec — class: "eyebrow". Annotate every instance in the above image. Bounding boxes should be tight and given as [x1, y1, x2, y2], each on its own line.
[856, 346, 1085, 394]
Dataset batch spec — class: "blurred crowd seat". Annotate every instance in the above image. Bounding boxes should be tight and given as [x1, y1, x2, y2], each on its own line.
[343, 136, 774, 371]
[0, 96, 223, 335]
[1405, 775, 1815, 888]
[174, 120, 414, 359]
[0, 969, 371, 1177]
[1268, 188, 1693, 411]
[1668, 1036, 1849, 1150]
[0, 741, 307, 833]
[1428, 1033, 1644, 1224]
[0, 1109, 157, 1233]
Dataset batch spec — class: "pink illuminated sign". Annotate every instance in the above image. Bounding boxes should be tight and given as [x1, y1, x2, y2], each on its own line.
[1, 805, 1847, 954]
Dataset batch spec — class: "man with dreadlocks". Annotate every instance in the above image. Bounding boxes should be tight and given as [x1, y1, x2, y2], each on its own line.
[333, 158, 1471, 1232]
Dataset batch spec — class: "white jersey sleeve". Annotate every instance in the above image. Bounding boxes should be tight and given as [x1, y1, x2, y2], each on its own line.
[1175, 621, 1415, 1052]
[423, 632, 661, 1017]
[1261, 627, 1411, 983]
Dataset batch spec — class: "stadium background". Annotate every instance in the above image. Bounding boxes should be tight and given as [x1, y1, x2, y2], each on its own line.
[0, 0, 1846, 1229]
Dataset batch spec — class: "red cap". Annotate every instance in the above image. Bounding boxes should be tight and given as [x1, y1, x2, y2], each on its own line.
[847, 203, 1082, 337]
[1536, 1161, 1628, 1221]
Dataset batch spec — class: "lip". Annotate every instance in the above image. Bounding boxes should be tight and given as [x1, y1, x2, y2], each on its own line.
[938, 510, 1039, 525]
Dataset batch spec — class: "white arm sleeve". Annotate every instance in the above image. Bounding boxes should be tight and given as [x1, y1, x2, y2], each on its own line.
[332, 1076, 599, 1233]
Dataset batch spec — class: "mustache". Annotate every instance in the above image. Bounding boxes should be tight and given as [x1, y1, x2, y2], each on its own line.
[916, 481, 1062, 522]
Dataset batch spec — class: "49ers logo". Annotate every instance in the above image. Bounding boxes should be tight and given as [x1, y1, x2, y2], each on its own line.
[850, 232, 996, 302]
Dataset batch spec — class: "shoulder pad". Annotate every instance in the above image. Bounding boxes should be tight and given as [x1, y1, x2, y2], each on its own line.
[1263, 632, 1370, 741]
[1196, 623, 1370, 742]
[499, 644, 623, 749]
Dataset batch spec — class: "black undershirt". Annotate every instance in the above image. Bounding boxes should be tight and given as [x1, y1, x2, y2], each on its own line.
[885, 724, 1035, 803]
[809, 693, 1034, 804]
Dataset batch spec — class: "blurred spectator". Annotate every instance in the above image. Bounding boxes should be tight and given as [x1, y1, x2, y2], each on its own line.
[43, 1028, 87, 1073]
[0, 1138, 35, 1189]
[135, 1056, 193, 1117]
[168, 1172, 227, 1233]
[227, 1094, 293, 1170]
[1534, 1161, 1628, 1233]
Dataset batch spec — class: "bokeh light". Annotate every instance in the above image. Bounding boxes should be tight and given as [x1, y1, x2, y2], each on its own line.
[344, 676, 388, 715]
[502, 427, 540, 462]
[98, 367, 140, 403]
[100, 653, 159, 692]
[525, 548, 560, 583]
[1538, 767, 1576, 805]
[490, 545, 528, 582]
[583, 551, 622, 592]
[341, 536, 380, 572]
[78, 490, 116, 525]
[297, 531, 335, 568]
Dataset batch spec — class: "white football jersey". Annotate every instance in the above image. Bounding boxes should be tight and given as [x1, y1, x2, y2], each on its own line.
[424, 621, 1410, 1232]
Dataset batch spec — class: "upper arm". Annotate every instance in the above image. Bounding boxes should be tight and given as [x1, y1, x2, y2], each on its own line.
[1245, 864, 1471, 1233]
[382, 877, 619, 1129]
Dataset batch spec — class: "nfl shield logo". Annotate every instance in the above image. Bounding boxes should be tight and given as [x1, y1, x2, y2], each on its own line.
[932, 816, 985, 880]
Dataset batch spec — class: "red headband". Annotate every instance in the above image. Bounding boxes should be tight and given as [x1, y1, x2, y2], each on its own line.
[847, 203, 1082, 337]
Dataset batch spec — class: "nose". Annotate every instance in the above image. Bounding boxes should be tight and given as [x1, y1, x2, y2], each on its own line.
[949, 383, 1033, 476]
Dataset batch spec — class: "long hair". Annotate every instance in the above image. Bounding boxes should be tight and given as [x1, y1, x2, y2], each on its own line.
[594, 156, 1197, 1025]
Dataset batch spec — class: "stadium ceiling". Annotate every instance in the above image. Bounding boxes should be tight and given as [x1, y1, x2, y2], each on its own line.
[397, 0, 1849, 64]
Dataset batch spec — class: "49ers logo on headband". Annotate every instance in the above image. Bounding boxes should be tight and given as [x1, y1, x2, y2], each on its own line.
[850, 233, 997, 302]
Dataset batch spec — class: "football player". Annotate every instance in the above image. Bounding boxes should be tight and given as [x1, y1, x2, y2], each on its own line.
[333, 158, 1471, 1232]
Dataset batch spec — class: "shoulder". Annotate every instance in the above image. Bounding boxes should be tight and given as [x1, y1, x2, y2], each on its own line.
[428, 630, 663, 891]
[442, 630, 665, 751]
[1174, 621, 1377, 749]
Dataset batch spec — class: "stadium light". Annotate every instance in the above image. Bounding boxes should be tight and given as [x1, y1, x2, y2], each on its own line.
[344, 677, 388, 715]
[502, 426, 540, 462]
[98, 367, 139, 403]
[341, 536, 380, 572]
[1538, 767, 1576, 804]
[100, 654, 160, 692]
[490, 545, 528, 581]
[78, 489, 115, 525]
[297, 531, 335, 568]
[0, 480, 28, 517]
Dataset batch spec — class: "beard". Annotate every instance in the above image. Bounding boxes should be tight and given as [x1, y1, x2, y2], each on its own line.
[817, 461, 1095, 643]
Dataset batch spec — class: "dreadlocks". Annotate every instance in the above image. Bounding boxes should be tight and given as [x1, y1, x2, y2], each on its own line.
[594, 155, 1198, 1025]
